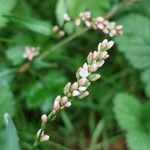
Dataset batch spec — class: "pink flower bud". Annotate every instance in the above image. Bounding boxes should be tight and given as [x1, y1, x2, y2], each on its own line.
[65, 101, 71, 107]
[41, 114, 48, 123]
[53, 96, 61, 111]
[89, 63, 98, 72]
[71, 82, 78, 91]
[78, 78, 87, 86]
[61, 96, 68, 105]
[92, 51, 99, 60]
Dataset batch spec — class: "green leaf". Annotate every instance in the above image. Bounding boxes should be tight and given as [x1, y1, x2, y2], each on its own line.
[56, 0, 67, 26]
[65, 0, 109, 17]
[5, 15, 52, 36]
[113, 92, 141, 131]
[6, 46, 25, 65]
[23, 70, 67, 108]
[114, 93, 150, 150]
[4, 113, 20, 150]
[0, 82, 15, 125]
[0, 0, 17, 28]
[115, 14, 150, 98]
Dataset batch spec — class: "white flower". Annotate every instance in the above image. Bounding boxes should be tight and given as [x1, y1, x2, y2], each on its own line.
[79, 68, 89, 78]
[72, 90, 80, 97]
[41, 135, 49, 142]
[78, 86, 87, 92]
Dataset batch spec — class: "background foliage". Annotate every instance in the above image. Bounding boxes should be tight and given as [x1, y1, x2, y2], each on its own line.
[0, 0, 150, 150]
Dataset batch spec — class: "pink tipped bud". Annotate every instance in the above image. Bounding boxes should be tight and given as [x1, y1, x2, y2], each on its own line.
[41, 114, 48, 123]
[92, 51, 99, 60]
[89, 63, 98, 72]
[53, 96, 61, 111]
[41, 135, 49, 142]
[61, 96, 68, 105]
[65, 101, 71, 107]
[78, 78, 87, 86]
[71, 82, 78, 91]
[72, 90, 80, 97]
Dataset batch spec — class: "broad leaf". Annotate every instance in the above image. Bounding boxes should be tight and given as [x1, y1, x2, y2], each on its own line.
[0, 0, 17, 28]
[5, 15, 52, 36]
[0, 82, 15, 124]
[115, 14, 150, 98]
[4, 113, 20, 150]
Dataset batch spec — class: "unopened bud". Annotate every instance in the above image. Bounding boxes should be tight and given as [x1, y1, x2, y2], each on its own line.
[75, 18, 81, 26]
[88, 74, 101, 82]
[85, 20, 91, 27]
[61, 96, 68, 105]
[99, 51, 108, 60]
[78, 86, 87, 92]
[92, 51, 99, 60]
[71, 82, 78, 91]
[53, 96, 61, 111]
[79, 91, 89, 99]
[89, 63, 98, 72]
[64, 101, 71, 107]
[87, 52, 93, 64]
[107, 41, 114, 49]
[79, 68, 89, 78]
[78, 78, 87, 86]
[64, 82, 71, 95]
[37, 129, 44, 137]
[52, 25, 59, 32]
[58, 31, 65, 37]
[41, 114, 48, 123]
[41, 135, 49, 142]
[63, 13, 71, 22]
[97, 60, 105, 67]
[72, 90, 80, 97]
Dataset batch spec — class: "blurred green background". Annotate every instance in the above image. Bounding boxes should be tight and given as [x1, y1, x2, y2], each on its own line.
[0, 0, 150, 150]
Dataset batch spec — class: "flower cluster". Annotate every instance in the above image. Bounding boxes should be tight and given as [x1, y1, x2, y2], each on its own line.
[23, 46, 39, 61]
[53, 39, 114, 112]
[36, 39, 115, 144]
[52, 11, 123, 38]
